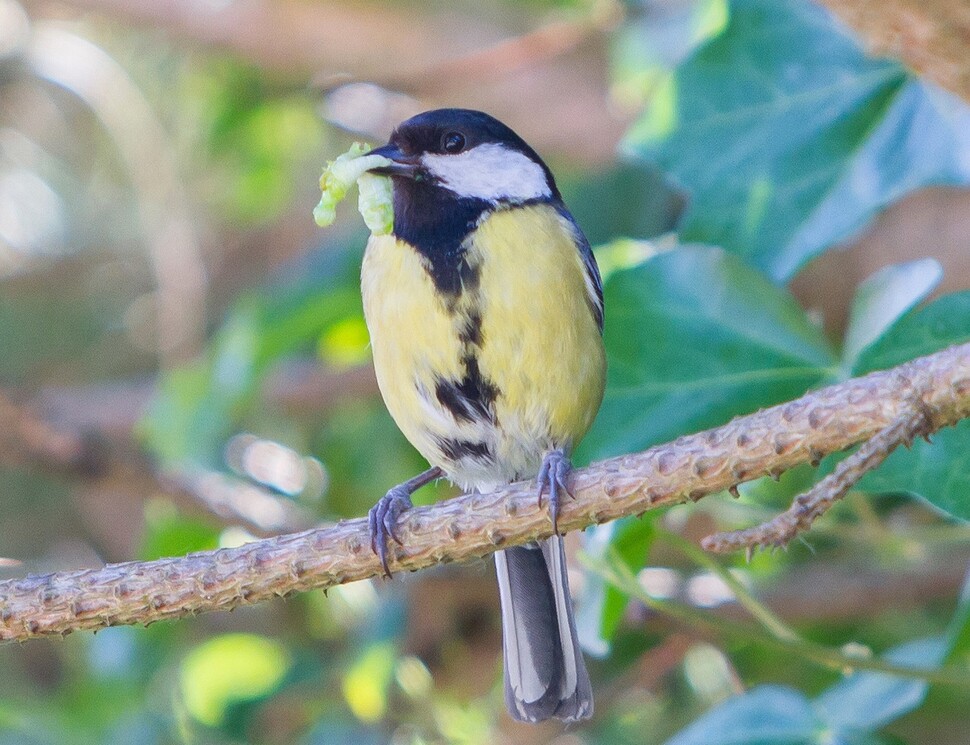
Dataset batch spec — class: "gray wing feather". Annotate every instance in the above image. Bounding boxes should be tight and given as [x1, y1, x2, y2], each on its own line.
[556, 205, 604, 332]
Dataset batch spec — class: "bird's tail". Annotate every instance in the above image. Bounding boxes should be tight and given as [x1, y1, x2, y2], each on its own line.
[494, 536, 593, 722]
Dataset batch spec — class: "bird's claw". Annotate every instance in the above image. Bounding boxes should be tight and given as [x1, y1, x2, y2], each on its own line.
[368, 485, 413, 577]
[537, 448, 573, 535]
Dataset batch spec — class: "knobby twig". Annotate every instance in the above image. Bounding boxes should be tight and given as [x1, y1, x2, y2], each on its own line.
[1, 343, 968, 642]
[702, 371, 936, 554]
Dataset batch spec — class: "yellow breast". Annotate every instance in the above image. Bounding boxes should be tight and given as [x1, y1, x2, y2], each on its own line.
[361, 204, 605, 490]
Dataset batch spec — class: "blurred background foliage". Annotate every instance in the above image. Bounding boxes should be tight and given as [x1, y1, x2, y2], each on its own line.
[0, 0, 969, 743]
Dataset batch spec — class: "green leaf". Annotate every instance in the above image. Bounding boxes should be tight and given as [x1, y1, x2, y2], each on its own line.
[191, 63, 326, 224]
[814, 637, 947, 733]
[577, 517, 657, 655]
[850, 291, 970, 519]
[857, 421, 970, 520]
[624, 0, 970, 281]
[138, 500, 220, 561]
[581, 246, 834, 461]
[341, 641, 397, 723]
[663, 685, 821, 745]
[853, 290, 970, 374]
[840, 259, 942, 373]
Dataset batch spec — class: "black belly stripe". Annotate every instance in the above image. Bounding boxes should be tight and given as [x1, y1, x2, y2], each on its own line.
[434, 354, 498, 424]
[436, 436, 492, 462]
[458, 310, 483, 346]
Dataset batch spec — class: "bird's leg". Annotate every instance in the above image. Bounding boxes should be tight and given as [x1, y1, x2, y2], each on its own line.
[368, 466, 443, 577]
[537, 448, 574, 535]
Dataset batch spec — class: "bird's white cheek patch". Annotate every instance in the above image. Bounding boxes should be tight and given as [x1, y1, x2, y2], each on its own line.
[422, 144, 552, 203]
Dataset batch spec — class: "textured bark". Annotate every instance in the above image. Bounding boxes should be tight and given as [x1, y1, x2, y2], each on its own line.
[1, 343, 968, 643]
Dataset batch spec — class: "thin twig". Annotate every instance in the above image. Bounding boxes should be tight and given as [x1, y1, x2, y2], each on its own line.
[0, 343, 968, 642]
[702, 373, 936, 554]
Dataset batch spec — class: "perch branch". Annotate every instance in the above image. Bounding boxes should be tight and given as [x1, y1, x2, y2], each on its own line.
[1, 343, 968, 642]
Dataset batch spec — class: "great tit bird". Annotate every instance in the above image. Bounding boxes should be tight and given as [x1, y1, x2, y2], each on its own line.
[361, 109, 606, 722]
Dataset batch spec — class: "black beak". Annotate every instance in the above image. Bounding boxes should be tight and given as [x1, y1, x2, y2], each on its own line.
[366, 143, 420, 177]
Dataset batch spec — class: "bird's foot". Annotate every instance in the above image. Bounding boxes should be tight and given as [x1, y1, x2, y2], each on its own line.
[368, 485, 414, 577]
[367, 466, 442, 577]
[537, 448, 573, 535]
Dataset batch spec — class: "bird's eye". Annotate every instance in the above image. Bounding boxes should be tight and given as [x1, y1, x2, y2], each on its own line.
[442, 131, 465, 154]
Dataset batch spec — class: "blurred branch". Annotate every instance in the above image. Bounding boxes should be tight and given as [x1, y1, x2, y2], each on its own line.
[31, 362, 376, 442]
[8, 361, 374, 538]
[0, 391, 106, 477]
[817, 0, 970, 104]
[1, 343, 968, 642]
[387, 12, 613, 93]
[0, 387, 311, 536]
[29, 24, 207, 362]
[24, 0, 627, 162]
[0, 361, 379, 550]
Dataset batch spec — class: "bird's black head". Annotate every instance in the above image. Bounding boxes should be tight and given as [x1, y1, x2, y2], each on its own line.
[367, 108, 561, 204]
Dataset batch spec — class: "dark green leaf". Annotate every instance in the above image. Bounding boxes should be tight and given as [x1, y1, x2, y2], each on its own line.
[560, 160, 683, 246]
[663, 685, 821, 745]
[850, 291, 970, 519]
[857, 421, 970, 520]
[853, 291, 970, 374]
[945, 570, 970, 663]
[581, 246, 834, 461]
[625, 0, 970, 281]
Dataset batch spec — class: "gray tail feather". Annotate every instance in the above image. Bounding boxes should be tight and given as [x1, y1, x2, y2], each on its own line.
[494, 536, 593, 722]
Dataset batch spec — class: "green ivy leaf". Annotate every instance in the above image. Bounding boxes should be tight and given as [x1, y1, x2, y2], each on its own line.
[849, 291, 970, 520]
[853, 291, 970, 374]
[814, 637, 948, 733]
[857, 421, 970, 521]
[624, 0, 970, 281]
[560, 160, 683, 247]
[663, 685, 821, 745]
[944, 570, 970, 663]
[581, 246, 834, 461]
[840, 259, 942, 374]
